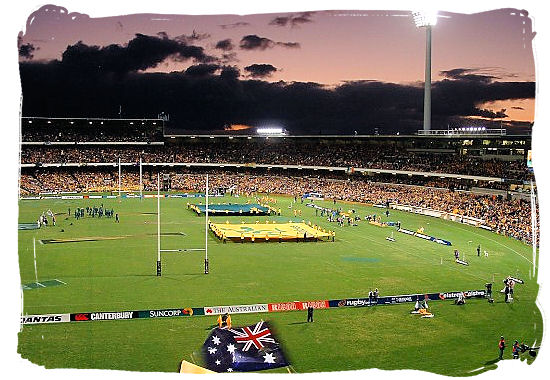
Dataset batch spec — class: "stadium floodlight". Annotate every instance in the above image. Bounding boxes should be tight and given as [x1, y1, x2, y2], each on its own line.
[412, 10, 438, 132]
[412, 10, 438, 27]
[257, 127, 286, 135]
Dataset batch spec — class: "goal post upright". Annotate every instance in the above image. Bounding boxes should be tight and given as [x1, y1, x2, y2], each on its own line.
[118, 157, 122, 198]
[204, 174, 209, 274]
[32, 237, 44, 287]
[139, 157, 143, 200]
[156, 172, 162, 276]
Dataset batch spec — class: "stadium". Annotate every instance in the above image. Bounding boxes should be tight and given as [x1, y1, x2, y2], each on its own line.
[18, 117, 541, 374]
[16, 5, 542, 377]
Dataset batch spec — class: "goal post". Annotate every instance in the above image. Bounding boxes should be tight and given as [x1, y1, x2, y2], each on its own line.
[156, 172, 161, 276]
[155, 172, 209, 277]
[204, 174, 209, 274]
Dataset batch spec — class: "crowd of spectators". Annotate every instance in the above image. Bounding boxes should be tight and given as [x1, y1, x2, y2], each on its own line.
[20, 141, 531, 181]
[22, 124, 163, 142]
[19, 169, 537, 245]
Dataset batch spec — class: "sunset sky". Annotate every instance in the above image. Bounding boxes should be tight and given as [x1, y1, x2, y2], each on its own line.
[17, 5, 536, 132]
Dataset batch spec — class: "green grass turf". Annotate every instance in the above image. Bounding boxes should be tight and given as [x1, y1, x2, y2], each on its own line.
[17, 194, 542, 375]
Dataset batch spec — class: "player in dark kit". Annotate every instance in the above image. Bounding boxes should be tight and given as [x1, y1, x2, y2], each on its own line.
[477, 244, 481, 257]
[485, 283, 493, 302]
[498, 336, 506, 360]
[512, 340, 520, 359]
[307, 306, 314, 322]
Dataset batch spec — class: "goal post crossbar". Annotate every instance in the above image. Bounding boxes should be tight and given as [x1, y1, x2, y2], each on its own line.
[160, 249, 206, 252]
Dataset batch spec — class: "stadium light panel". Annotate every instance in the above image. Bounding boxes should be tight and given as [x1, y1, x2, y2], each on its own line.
[257, 127, 286, 135]
[28, 120, 32, 123]
[47, 120, 51, 124]
[412, 10, 438, 27]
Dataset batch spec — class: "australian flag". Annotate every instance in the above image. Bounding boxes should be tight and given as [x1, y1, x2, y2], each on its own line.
[202, 320, 290, 372]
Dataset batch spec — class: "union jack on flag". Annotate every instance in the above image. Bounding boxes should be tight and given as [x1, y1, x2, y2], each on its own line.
[229, 321, 276, 351]
[202, 320, 289, 372]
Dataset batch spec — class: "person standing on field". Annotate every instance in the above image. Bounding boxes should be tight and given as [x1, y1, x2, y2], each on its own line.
[498, 336, 506, 360]
[307, 306, 314, 322]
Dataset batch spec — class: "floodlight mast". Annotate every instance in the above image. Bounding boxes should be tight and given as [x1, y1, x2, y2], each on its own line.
[412, 11, 438, 132]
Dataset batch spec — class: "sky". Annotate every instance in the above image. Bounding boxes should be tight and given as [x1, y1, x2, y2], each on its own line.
[17, 5, 536, 133]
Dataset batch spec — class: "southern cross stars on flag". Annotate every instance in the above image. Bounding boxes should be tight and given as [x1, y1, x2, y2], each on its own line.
[202, 321, 289, 372]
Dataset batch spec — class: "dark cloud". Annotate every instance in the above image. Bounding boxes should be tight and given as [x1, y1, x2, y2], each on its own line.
[244, 64, 278, 78]
[18, 58, 535, 134]
[158, 30, 210, 44]
[185, 63, 220, 77]
[220, 21, 250, 29]
[221, 52, 239, 63]
[276, 42, 300, 49]
[290, 13, 314, 26]
[471, 108, 508, 119]
[239, 35, 300, 50]
[511, 106, 524, 110]
[174, 30, 211, 43]
[60, 33, 214, 75]
[19, 43, 37, 59]
[269, 17, 289, 27]
[220, 65, 240, 80]
[215, 39, 234, 51]
[440, 67, 499, 83]
[239, 35, 274, 50]
[269, 12, 314, 27]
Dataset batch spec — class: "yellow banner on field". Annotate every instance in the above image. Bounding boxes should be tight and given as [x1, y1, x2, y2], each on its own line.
[179, 360, 215, 374]
[210, 221, 332, 242]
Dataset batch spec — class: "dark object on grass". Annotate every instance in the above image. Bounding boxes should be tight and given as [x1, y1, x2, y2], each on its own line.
[520, 343, 539, 357]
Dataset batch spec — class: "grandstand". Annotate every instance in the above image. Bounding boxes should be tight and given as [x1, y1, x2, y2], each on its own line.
[19, 117, 536, 245]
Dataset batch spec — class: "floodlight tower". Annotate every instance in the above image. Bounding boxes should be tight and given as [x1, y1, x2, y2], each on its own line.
[412, 10, 438, 132]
